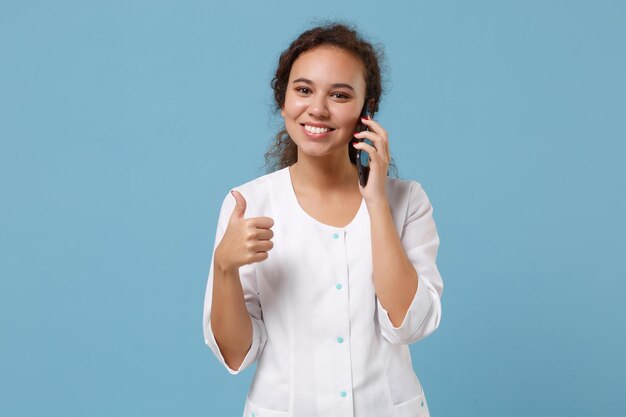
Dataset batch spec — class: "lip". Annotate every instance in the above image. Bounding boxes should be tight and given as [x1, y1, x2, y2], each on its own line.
[301, 122, 333, 129]
[300, 123, 335, 139]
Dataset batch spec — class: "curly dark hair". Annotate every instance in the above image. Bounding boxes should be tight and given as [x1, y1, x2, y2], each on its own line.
[263, 21, 398, 177]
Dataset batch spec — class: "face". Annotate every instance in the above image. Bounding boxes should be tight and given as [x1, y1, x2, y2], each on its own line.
[281, 45, 367, 160]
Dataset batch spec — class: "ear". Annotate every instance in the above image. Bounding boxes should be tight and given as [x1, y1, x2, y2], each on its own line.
[280, 108, 285, 118]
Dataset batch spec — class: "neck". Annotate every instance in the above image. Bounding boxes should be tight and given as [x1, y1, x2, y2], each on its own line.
[289, 152, 358, 194]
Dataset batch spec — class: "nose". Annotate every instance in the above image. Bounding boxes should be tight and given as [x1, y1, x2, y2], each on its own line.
[308, 95, 329, 118]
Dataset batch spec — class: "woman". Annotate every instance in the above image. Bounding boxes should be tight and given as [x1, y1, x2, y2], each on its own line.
[203, 22, 444, 417]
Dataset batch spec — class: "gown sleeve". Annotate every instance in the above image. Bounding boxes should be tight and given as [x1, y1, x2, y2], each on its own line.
[202, 190, 268, 374]
[377, 181, 444, 345]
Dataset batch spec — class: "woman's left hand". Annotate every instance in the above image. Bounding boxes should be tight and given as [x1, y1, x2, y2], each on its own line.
[352, 115, 390, 206]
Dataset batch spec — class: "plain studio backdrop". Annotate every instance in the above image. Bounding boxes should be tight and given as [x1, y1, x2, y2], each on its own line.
[1, 1, 624, 416]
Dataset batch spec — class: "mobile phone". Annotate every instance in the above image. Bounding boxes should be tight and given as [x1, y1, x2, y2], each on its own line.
[356, 103, 373, 187]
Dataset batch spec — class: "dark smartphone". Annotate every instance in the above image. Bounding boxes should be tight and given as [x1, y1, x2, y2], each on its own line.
[355, 103, 373, 187]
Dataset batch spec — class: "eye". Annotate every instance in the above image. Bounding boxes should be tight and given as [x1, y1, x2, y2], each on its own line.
[295, 86, 312, 95]
[331, 92, 350, 100]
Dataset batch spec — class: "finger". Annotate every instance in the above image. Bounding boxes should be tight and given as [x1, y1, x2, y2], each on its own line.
[352, 141, 381, 163]
[248, 216, 274, 230]
[360, 117, 388, 140]
[229, 190, 247, 221]
[352, 140, 377, 154]
[252, 240, 274, 252]
[353, 130, 382, 147]
[255, 228, 274, 240]
[246, 228, 273, 241]
[251, 251, 269, 263]
[353, 132, 390, 161]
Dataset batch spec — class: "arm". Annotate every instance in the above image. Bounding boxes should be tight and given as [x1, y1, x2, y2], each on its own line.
[202, 191, 268, 374]
[210, 259, 253, 372]
[368, 199, 419, 327]
[370, 181, 444, 345]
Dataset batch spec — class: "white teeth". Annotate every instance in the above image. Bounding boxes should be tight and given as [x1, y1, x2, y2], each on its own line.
[304, 125, 331, 134]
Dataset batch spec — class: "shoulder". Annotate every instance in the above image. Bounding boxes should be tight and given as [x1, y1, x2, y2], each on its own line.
[386, 176, 425, 204]
[385, 176, 436, 221]
[231, 167, 285, 198]
[219, 168, 287, 216]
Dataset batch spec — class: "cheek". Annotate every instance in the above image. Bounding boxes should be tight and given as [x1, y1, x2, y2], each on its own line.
[335, 107, 361, 128]
[283, 94, 308, 119]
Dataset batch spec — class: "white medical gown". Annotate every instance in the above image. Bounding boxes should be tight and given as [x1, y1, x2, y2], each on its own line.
[203, 166, 443, 417]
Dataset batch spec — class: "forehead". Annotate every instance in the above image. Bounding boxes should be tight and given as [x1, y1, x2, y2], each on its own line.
[289, 45, 366, 86]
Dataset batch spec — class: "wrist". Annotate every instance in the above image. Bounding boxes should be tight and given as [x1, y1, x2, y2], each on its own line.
[365, 198, 390, 212]
[214, 248, 238, 276]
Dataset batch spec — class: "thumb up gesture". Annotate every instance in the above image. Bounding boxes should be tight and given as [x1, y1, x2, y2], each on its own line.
[214, 190, 275, 273]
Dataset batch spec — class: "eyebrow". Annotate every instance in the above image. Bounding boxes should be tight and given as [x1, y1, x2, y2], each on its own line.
[292, 78, 355, 91]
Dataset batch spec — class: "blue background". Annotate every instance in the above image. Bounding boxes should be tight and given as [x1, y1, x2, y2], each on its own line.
[1, 1, 624, 416]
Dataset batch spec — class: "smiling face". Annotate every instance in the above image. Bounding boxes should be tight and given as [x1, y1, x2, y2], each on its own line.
[281, 45, 367, 160]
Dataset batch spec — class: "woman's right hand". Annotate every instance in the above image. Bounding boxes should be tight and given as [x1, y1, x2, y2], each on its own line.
[214, 190, 274, 272]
